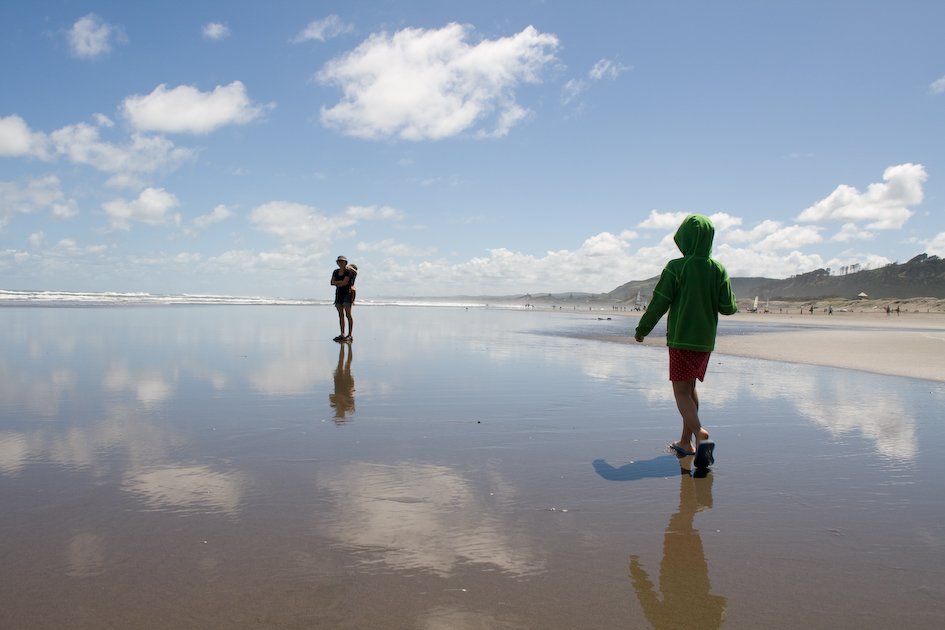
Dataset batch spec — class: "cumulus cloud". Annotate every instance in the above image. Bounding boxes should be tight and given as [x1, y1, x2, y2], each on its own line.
[188, 204, 233, 234]
[48, 123, 194, 176]
[2, 115, 192, 179]
[103, 187, 181, 230]
[202, 22, 231, 41]
[0, 175, 76, 227]
[0, 114, 50, 158]
[797, 163, 926, 230]
[180, 205, 235, 237]
[250, 201, 356, 245]
[292, 15, 353, 43]
[926, 232, 945, 257]
[831, 222, 874, 242]
[122, 82, 270, 134]
[68, 14, 125, 59]
[317, 23, 559, 140]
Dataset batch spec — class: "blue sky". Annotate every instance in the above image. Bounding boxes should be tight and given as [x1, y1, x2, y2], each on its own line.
[2, 1, 944, 298]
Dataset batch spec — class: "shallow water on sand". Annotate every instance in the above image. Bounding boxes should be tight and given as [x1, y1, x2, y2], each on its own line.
[1, 305, 943, 628]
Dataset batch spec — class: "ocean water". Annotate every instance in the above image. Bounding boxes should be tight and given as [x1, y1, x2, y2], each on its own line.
[1, 304, 943, 628]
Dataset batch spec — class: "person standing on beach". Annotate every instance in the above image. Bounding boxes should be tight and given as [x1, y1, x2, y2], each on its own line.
[634, 215, 738, 468]
[331, 255, 355, 341]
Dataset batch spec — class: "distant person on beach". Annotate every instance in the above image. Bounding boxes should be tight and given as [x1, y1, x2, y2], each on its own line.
[634, 214, 737, 467]
[331, 255, 355, 342]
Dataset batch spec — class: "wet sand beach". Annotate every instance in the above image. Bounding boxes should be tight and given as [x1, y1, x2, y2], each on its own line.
[714, 311, 945, 382]
[1, 305, 943, 628]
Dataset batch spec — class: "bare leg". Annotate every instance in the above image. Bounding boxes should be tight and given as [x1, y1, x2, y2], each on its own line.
[672, 380, 709, 451]
[336, 305, 346, 336]
[343, 304, 353, 338]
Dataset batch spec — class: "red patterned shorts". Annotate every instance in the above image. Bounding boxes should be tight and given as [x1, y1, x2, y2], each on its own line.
[668, 348, 711, 382]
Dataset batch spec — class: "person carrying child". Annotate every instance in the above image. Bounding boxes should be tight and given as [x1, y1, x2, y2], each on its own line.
[330, 256, 355, 342]
[634, 214, 738, 469]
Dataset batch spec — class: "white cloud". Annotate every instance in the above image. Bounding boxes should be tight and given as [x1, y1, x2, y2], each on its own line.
[93, 113, 114, 128]
[292, 15, 353, 43]
[202, 22, 231, 41]
[356, 239, 436, 257]
[831, 222, 874, 242]
[929, 75, 945, 95]
[589, 58, 632, 81]
[0, 175, 73, 227]
[0, 114, 50, 158]
[926, 232, 945, 257]
[103, 187, 181, 230]
[188, 204, 233, 233]
[637, 209, 689, 230]
[722, 219, 780, 244]
[29, 232, 45, 249]
[122, 82, 270, 134]
[344, 204, 404, 220]
[561, 78, 587, 105]
[752, 225, 822, 251]
[317, 23, 559, 140]
[50, 122, 195, 175]
[68, 14, 125, 59]
[797, 163, 926, 230]
[250, 201, 356, 245]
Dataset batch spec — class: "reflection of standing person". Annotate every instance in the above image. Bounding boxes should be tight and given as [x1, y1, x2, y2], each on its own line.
[634, 215, 737, 463]
[329, 341, 355, 423]
[628, 474, 726, 629]
[331, 255, 354, 342]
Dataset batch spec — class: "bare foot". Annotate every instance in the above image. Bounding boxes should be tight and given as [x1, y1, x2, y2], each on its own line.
[694, 429, 710, 448]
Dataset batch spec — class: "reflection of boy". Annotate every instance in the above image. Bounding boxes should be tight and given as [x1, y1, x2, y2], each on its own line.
[629, 474, 726, 629]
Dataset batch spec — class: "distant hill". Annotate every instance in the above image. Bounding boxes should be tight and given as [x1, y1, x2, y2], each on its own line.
[607, 253, 945, 301]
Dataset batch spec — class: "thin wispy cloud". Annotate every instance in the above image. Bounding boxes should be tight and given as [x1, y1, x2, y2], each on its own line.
[292, 15, 353, 43]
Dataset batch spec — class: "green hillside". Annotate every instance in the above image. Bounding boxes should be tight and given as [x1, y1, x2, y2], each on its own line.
[607, 253, 945, 302]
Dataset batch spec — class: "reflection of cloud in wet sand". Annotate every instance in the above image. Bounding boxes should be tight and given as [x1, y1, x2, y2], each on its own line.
[736, 368, 917, 460]
[317, 462, 543, 577]
[0, 362, 77, 416]
[104, 364, 173, 406]
[123, 465, 245, 515]
[419, 606, 527, 630]
[66, 532, 106, 578]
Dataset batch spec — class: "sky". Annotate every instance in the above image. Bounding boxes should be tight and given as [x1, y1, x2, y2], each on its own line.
[1, 0, 944, 299]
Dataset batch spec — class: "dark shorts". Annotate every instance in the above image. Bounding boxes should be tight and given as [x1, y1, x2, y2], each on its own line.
[668, 347, 711, 382]
[334, 298, 352, 307]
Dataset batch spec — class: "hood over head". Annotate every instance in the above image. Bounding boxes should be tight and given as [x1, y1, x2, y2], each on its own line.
[674, 214, 715, 257]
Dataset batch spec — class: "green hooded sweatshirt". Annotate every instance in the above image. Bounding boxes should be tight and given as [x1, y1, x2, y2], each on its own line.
[635, 214, 738, 351]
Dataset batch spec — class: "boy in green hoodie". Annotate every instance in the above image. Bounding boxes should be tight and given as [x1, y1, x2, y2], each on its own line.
[634, 214, 738, 469]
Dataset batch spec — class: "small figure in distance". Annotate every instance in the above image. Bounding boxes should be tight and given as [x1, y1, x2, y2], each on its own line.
[330, 255, 355, 342]
[634, 215, 738, 470]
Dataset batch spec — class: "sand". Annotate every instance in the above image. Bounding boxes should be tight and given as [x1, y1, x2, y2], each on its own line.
[1, 306, 944, 628]
[630, 310, 945, 383]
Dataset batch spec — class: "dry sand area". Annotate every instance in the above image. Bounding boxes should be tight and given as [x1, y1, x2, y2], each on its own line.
[713, 309, 945, 382]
